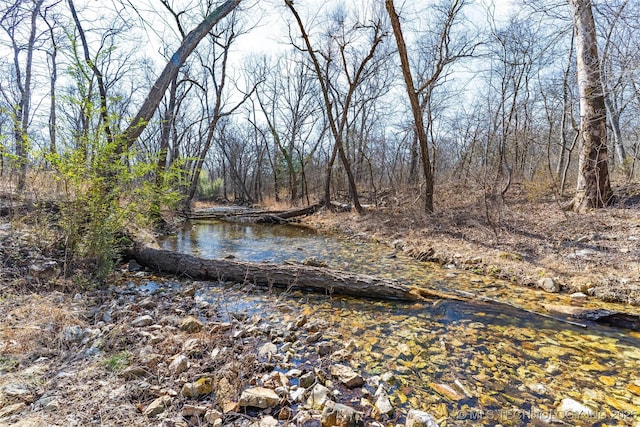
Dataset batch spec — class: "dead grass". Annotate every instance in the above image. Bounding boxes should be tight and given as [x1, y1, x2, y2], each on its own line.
[0, 294, 85, 356]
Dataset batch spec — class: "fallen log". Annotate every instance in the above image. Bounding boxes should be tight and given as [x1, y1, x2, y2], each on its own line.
[186, 201, 342, 223]
[134, 243, 420, 300]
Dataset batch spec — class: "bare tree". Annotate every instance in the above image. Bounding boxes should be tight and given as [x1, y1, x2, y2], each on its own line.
[567, 0, 613, 211]
[285, 0, 386, 213]
[0, 0, 45, 191]
[385, 0, 475, 213]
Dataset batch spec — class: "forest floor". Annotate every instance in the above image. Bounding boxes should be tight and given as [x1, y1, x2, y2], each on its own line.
[1, 182, 640, 426]
[302, 182, 640, 306]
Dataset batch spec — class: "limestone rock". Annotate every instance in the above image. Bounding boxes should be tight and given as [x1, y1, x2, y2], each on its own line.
[255, 415, 278, 427]
[144, 395, 171, 417]
[258, 342, 278, 359]
[2, 383, 33, 403]
[238, 387, 280, 409]
[374, 386, 393, 415]
[168, 354, 189, 376]
[537, 277, 559, 293]
[182, 338, 205, 355]
[307, 384, 330, 410]
[121, 366, 148, 379]
[300, 372, 316, 388]
[180, 316, 204, 333]
[320, 401, 363, 427]
[405, 410, 438, 427]
[557, 398, 594, 417]
[181, 377, 213, 398]
[204, 409, 223, 426]
[330, 364, 364, 388]
[570, 292, 587, 301]
[317, 342, 332, 356]
[429, 383, 465, 401]
[182, 404, 207, 417]
[132, 315, 154, 327]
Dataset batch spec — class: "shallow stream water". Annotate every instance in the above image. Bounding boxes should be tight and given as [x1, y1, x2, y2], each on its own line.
[160, 219, 640, 426]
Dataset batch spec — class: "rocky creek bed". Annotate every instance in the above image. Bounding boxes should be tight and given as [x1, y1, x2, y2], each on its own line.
[3, 216, 640, 426]
[0, 273, 441, 427]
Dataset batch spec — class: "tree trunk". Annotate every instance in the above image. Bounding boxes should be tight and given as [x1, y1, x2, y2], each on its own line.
[134, 244, 418, 300]
[568, 0, 613, 212]
[385, 0, 434, 213]
[14, 0, 44, 192]
[120, 0, 240, 150]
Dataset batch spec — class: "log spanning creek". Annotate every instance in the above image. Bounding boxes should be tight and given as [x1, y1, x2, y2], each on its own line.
[157, 219, 640, 426]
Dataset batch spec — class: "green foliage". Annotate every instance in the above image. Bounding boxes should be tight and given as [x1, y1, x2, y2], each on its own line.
[197, 175, 224, 200]
[50, 139, 183, 281]
[103, 351, 130, 372]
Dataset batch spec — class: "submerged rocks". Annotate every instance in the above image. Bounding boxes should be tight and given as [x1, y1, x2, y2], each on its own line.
[556, 398, 594, 417]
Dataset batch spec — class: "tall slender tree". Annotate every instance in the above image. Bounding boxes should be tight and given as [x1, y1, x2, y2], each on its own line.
[568, 0, 613, 211]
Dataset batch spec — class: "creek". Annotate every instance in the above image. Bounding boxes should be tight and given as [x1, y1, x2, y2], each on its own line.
[159, 219, 640, 426]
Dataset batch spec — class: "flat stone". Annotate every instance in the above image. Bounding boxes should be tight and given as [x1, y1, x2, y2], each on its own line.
[121, 366, 148, 379]
[205, 409, 223, 425]
[258, 342, 278, 359]
[144, 395, 171, 417]
[182, 404, 208, 417]
[406, 409, 438, 427]
[317, 342, 332, 356]
[300, 372, 316, 388]
[239, 387, 279, 409]
[256, 415, 278, 427]
[289, 387, 306, 403]
[2, 383, 33, 402]
[374, 392, 393, 415]
[307, 384, 330, 410]
[429, 383, 465, 401]
[570, 292, 587, 300]
[182, 338, 204, 355]
[132, 315, 154, 327]
[330, 364, 364, 388]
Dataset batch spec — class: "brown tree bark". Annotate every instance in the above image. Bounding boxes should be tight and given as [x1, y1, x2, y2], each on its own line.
[385, 0, 434, 213]
[568, 0, 613, 212]
[134, 243, 418, 300]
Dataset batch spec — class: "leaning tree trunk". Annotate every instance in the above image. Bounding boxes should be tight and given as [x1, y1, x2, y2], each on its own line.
[568, 0, 613, 212]
[120, 0, 240, 150]
[385, 0, 434, 213]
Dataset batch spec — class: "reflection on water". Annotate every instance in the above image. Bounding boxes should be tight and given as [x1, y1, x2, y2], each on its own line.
[161, 220, 640, 426]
